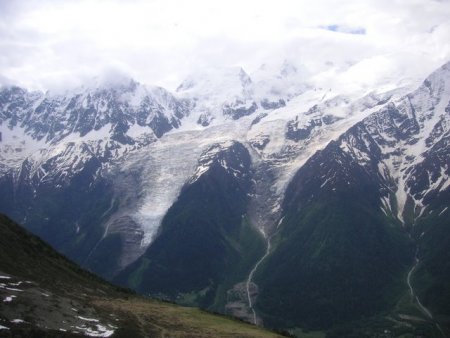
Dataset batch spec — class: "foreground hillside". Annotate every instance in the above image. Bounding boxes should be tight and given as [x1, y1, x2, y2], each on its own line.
[0, 214, 284, 338]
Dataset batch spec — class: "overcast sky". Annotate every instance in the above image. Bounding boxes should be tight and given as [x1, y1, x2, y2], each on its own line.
[1, 0, 449, 91]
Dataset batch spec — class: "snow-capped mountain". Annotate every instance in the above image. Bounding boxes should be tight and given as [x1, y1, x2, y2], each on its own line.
[0, 62, 406, 252]
[175, 63, 309, 129]
[0, 80, 189, 144]
[0, 61, 449, 335]
[251, 60, 309, 104]
[176, 67, 256, 127]
[253, 61, 450, 332]
[338, 62, 450, 223]
[0, 80, 193, 188]
[0, 79, 192, 275]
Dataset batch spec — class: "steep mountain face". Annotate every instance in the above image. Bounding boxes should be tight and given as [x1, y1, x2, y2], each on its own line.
[0, 80, 189, 143]
[0, 80, 194, 278]
[336, 64, 450, 330]
[255, 140, 413, 329]
[254, 62, 450, 335]
[0, 60, 449, 336]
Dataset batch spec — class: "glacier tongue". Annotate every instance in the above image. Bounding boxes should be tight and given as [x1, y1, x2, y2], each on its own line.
[130, 120, 252, 246]
[131, 133, 206, 245]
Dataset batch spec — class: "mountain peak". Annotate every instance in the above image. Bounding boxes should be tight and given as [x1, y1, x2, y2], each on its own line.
[176, 66, 252, 94]
[280, 60, 298, 78]
[174, 66, 254, 125]
[251, 60, 308, 100]
[420, 59, 450, 89]
[83, 75, 139, 93]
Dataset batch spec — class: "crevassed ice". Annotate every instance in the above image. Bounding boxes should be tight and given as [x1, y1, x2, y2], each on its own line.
[133, 132, 217, 245]
[134, 121, 249, 246]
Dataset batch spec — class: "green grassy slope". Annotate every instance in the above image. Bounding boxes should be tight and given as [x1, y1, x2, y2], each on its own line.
[0, 213, 283, 338]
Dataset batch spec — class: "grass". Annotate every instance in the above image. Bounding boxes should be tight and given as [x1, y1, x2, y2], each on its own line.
[93, 297, 284, 338]
[127, 257, 150, 290]
[289, 328, 326, 338]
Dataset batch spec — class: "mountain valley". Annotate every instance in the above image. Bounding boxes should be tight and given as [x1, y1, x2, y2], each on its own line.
[0, 60, 449, 337]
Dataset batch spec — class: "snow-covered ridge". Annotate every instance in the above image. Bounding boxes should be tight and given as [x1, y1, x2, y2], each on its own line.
[188, 140, 239, 184]
[337, 61, 450, 222]
[0, 80, 189, 146]
[175, 62, 310, 130]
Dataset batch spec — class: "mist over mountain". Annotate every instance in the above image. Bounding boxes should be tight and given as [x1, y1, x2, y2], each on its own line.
[1, 57, 450, 337]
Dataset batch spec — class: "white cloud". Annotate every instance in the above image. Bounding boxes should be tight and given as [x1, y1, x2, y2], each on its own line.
[0, 0, 449, 91]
